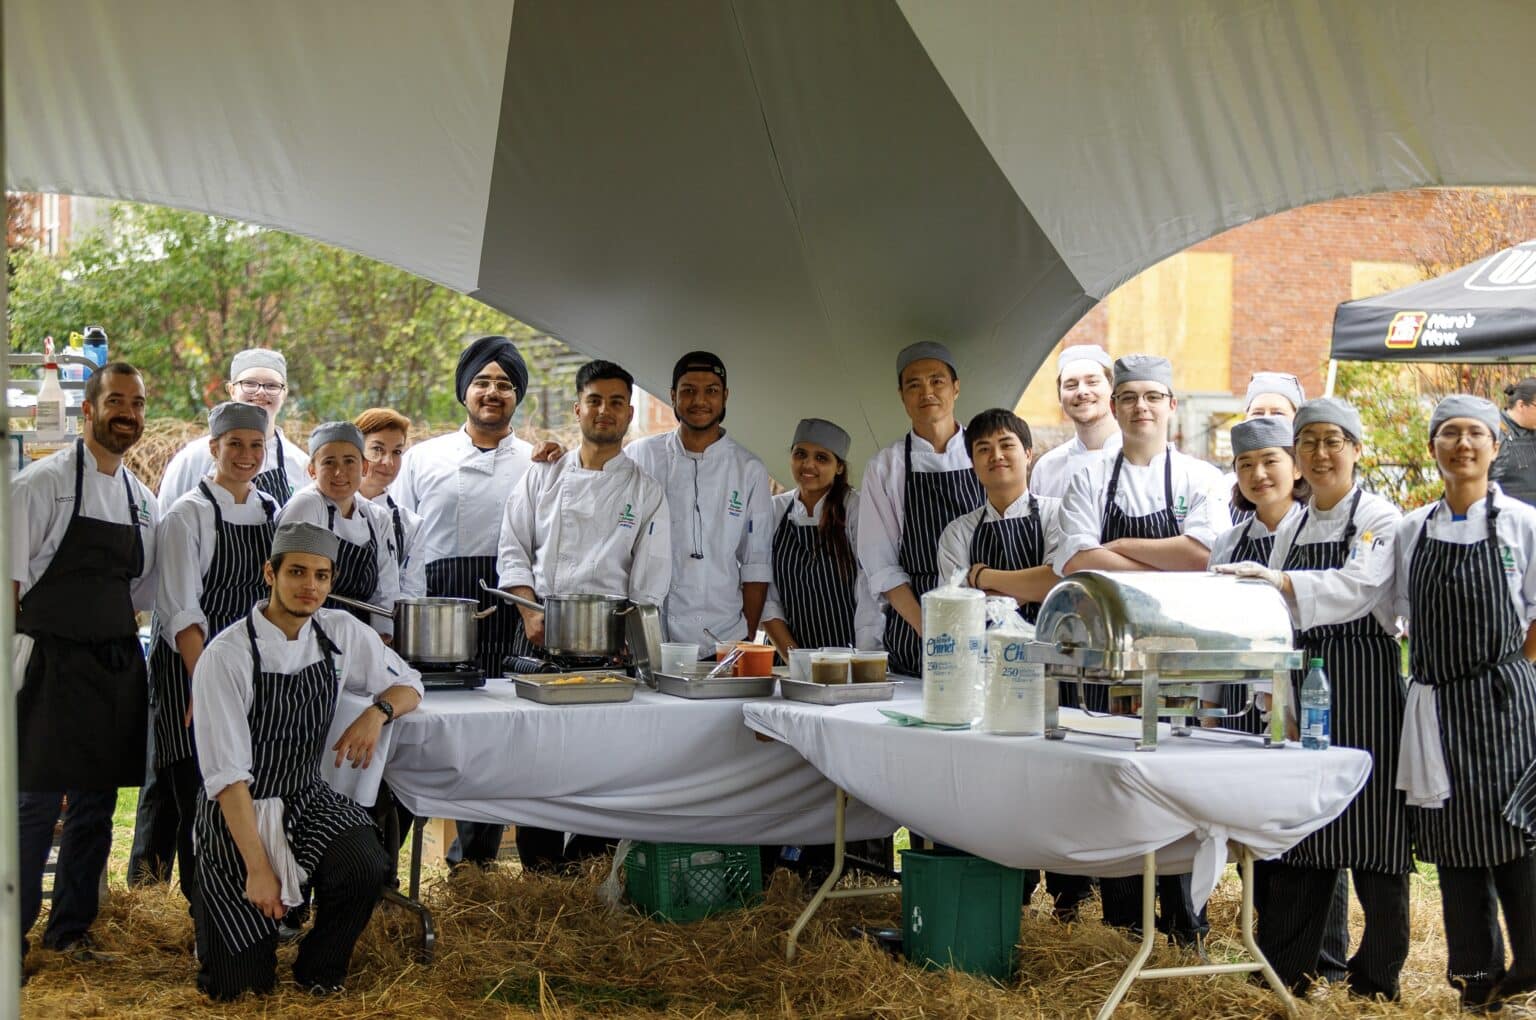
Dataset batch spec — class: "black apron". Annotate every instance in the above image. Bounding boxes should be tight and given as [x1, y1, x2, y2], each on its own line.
[770, 498, 858, 649]
[1281, 490, 1412, 873]
[1407, 492, 1536, 866]
[252, 428, 296, 506]
[324, 502, 382, 621]
[148, 482, 276, 768]
[426, 556, 524, 674]
[881, 434, 984, 676]
[1215, 517, 1279, 733]
[16, 440, 149, 791]
[193, 613, 376, 953]
[967, 497, 1047, 624]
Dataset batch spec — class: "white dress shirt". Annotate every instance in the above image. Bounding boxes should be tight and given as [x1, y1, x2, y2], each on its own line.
[1054, 446, 1228, 573]
[1206, 502, 1304, 566]
[11, 442, 159, 609]
[1269, 485, 1400, 633]
[155, 483, 281, 645]
[937, 491, 1066, 583]
[158, 429, 308, 505]
[391, 426, 534, 564]
[857, 428, 976, 601]
[1394, 484, 1536, 626]
[1029, 430, 1123, 499]
[762, 488, 883, 650]
[192, 605, 423, 799]
[278, 485, 401, 635]
[627, 429, 774, 654]
[365, 493, 428, 599]
[497, 448, 672, 606]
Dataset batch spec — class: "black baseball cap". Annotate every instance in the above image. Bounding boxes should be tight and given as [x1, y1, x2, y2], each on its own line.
[671, 351, 727, 390]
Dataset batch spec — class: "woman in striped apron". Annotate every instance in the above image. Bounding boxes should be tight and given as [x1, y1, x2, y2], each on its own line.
[1223, 371, 1306, 526]
[1395, 395, 1536, 1012]
[150, 403, 279, 912]
[191, 522, 421, 999]
[1221, 397, 1411, 998]
[763, 418, 880, 656]
[355, 408, 428, 599]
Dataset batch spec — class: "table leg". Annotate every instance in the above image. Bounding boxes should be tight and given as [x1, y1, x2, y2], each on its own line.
[379, 815, 436, 964]
[1096, 851, 1159, 1018]
[784, 787, 901, 962]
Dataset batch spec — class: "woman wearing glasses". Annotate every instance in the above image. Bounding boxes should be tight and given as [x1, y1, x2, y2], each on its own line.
[158, 348, 309, 507]
[1393, 396, 1536, 1013]
[1216, 397, 1410, 1000]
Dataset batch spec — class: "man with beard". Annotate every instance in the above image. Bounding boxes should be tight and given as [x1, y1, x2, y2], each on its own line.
[494, 360, 670, 869]
[1028, 345, 1121, 499]
[390, 334, 559, 867]
[11, 362, 160, 966]
[628, 351, 773, 658]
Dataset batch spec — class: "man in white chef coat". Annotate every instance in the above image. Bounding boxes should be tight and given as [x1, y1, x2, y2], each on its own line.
[389, 334, 560, 868]
[627, 351, 773, 658]
[1028, 344, 1122, 500]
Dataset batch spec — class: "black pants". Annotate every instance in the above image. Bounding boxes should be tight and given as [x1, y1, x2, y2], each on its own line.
[1254, 861, 1409, 999]
[127, 731, 178, 886]
[1023, 871, 1095, 920]
[18, 789, 116, 954]
[162, 758, 202, 913]
[196, 824, 389, 1001]
[447, 821, 506, 868]
[1438, 853, 1536, 1007]
[1100, 873, 1209, 943]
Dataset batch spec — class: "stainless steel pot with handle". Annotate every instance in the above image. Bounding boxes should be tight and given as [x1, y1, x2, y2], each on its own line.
[327, 594, 493, 664]
[478, 580, 631, 656]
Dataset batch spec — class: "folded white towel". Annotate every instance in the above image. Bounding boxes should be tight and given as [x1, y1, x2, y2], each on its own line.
[253, 798, 308, 908]
[1396, 681, 1450, 809]
[12, 634, 34, 694]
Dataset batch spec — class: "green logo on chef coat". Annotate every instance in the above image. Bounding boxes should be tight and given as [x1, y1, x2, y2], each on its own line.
[1173, 495, 1188, 520]
[727, 489, 744, 518]
[618, 502, 637, 529]
[1502, 546, 1518, 575]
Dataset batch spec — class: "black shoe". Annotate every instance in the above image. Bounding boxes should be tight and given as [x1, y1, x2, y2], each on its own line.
[302, 981, 345, 996]
[1497, 973, 1536, 1002]
[44, 933, 116, 963]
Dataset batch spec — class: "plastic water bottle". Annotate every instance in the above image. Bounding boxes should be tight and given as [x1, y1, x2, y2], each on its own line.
[61, 332, 87, 382]
[81, 325, 110, 369]
[1300, 657, 1331, 750]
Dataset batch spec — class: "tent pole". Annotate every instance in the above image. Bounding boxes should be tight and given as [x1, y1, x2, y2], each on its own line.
[1324, 359, 1338, 398]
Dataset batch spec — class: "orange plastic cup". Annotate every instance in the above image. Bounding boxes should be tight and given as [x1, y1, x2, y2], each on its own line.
[733, 643, 776, 678]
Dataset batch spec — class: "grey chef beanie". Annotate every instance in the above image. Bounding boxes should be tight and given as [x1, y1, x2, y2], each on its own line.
[896, 340, 957, 382]
[1112, 354, 1173, 392]
[230, 348, 287, 382]
[208, 401, 268, 438]
[1245, 371, 1305, 412]
[270, 521, 339, 563]
[1230, 416, 1295, 457]
[1292, 397, 1363, 444]
[1057, 344, 1113, 373]
[791, 418, 851, 462]
[307, 421, 365, 456]
[1429, 395, 1501, 439]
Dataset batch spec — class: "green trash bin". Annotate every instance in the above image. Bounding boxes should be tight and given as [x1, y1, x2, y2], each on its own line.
[900, 848, 1026, 980]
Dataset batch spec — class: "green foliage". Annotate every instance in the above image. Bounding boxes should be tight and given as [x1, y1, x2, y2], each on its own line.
[7, 202, 576, 424]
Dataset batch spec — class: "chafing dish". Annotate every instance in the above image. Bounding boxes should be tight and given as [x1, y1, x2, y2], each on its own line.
[1023, 571, 1302, 750]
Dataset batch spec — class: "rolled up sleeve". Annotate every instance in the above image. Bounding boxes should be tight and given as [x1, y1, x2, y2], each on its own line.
[192, 643, 256, 799]
[496, 469, 540, 592]
[158, 503, 210, 642]
[858, 450, 908, 597]
[1053, 467, 1104, 573]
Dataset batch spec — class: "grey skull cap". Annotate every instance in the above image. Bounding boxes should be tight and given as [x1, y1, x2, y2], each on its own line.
[230, 347, 287, 382]
[1292, 397, 1363, 444]
[1230, 415, 1295, 457]
[1429, 395, 1501, 439]
[1056, 344, 1113, 373]
[307, 421, 365, 456]
[1112, 354, 1173, 392]
[1245, 371, 1305, 412]
[791, 417, 852, 462]
[896, 340, 957, 382]
[208, 401, 268, 437]
[270, 521, 339, 563]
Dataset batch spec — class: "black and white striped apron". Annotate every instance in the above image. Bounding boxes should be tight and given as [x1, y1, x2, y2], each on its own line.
[149, 482, 276, 768]
[1214, 519, 1278, 734]
[882, 435, 985, 677]
[967, 498, 1046, 624]
[193, 613, 376, 953]
[426, 556, 524, 675]
[324, 503, 381, 621]
[770, 500, 857, 649]
[252, 428, 295, 506]
[1408, 492, 1536, 867]
[383, 494, 407, 570]
[1281, 491, 1412, 873]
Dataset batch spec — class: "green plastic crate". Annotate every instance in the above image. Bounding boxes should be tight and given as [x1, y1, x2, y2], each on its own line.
[901, 848, 1026, 979]
[624, 842, 763, 922]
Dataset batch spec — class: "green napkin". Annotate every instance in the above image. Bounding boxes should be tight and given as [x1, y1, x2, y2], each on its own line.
[877, 708, 971, 730]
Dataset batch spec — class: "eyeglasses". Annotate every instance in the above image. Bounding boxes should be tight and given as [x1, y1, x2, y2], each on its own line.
[1113, 390, 1170, 409]
[1434, 428, 1495, 447]
[233, 379, 287, 396]
[469, 378, 519, 395]
[1296, 435, 1349, 454]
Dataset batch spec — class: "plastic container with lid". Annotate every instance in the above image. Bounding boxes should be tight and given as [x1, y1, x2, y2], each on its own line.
[981, 596, 1044, 736]
[809, 651, 852, 684]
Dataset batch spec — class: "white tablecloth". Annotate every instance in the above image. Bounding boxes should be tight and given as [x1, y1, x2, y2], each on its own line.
[743, 684, 1371, 908]
[376, 679, 896, 844]
[319, 690, 398, 807]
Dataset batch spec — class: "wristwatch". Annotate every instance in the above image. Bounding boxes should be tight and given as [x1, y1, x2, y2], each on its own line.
[371, 699, 395, 725]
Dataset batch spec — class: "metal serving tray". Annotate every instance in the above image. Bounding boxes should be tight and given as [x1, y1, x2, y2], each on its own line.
[511, 671, 639, 705]
[780, 677, 898, 705]
[654, 672, 777, 699]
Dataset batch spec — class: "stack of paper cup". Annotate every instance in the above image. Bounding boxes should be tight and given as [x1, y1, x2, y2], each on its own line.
[921, 582, 985, 724]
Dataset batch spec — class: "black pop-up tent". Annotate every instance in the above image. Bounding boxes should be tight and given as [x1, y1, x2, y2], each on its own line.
[1332, 240, 1536, 362]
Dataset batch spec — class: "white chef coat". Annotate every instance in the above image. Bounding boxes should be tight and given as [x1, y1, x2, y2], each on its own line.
[155, 483, 282, 645]
[1206, 501, 1304, 566]
[762, 488, 884, 651]
[627, 429, 774, 654]
[1054, 446, 1228, 573]
[857, 427, 976, 601]
[1393, 484, 1536, 627]
[192, 604, 423, 799]
[366, 493, 428, 600]
[1268, 485, 1400, 634]
[11, 441, 159, 608]
[391, 427, 534, 564]
[497, 448, 672, 606]
[937, 491, 1066, 582]
[278, 484, 401, 635]
[158, 428, 309, 505]
[1029, 430, 1123, 499]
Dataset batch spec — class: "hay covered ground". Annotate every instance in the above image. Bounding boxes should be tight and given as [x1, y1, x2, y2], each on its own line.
[20, 798, 1517, 1020]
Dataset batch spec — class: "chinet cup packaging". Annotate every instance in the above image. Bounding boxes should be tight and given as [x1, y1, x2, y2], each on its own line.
[981, 597, 1043, 736]
[921, 572, 984, 725]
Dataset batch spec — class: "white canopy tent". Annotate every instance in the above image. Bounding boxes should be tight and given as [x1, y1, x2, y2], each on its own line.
[6, 0, 1536, 1007]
